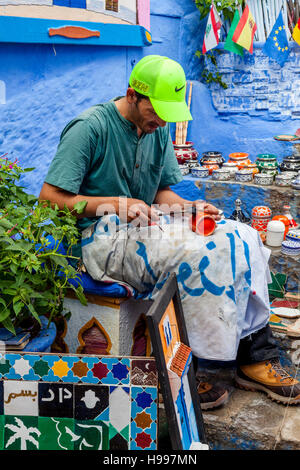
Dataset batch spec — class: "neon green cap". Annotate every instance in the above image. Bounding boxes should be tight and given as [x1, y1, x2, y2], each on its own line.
[129, 55, 192, 123]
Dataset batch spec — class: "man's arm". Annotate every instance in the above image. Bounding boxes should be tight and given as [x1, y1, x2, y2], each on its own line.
[39, 182, 160, 224]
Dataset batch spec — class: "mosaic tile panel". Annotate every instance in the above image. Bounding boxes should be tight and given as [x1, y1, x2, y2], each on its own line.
[0, 353, 157, 450]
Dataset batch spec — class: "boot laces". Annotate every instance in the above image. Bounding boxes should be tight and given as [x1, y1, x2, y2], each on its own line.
[267, 358, 293, 383]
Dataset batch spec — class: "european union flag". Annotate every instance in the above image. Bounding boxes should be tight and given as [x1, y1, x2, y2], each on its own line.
[263, 11, 290, 67]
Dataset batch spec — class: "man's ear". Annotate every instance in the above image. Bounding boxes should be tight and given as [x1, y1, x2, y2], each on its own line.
[126, 87, 137, 104]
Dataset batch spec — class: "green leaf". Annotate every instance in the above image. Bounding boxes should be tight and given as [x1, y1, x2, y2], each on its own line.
[73, 200, 88, 215]
[1, 316, 16, 335]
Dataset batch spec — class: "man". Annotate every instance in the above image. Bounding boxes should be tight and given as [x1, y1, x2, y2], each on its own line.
[39, 55, 300, 409]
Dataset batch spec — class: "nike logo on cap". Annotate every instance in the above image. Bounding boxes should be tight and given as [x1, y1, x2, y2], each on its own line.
[175, 85, 185, 92]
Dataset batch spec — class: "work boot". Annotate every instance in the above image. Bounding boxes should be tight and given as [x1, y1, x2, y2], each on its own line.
[197, 381, 229, 410]
[236, 358, 300, 405]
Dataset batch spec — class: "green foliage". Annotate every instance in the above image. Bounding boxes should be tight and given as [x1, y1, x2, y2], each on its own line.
[0, 155, 87, 335]
[195, 50, 228, 89]
[195, 0, 245, 23]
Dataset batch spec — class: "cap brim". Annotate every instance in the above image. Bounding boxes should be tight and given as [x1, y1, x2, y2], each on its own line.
[150, 97, 193, 123]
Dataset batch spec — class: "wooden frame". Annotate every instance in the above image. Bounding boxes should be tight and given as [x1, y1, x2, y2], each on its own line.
[146, 273, 207, 450]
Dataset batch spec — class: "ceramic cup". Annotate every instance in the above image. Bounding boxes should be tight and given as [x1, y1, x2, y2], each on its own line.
[189, 212, 216, 237]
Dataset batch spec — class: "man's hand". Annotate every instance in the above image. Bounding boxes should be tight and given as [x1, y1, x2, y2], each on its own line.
[193, 200, 221, 221]
[118, 197, 160, 225]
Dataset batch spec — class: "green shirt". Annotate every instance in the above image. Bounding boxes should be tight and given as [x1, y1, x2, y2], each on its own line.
[45, 98, 183, 261]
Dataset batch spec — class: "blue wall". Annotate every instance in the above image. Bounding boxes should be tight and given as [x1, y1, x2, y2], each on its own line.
[0, 0, 299, 196]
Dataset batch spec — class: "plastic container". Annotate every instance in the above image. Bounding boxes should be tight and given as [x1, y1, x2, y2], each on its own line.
[266, 220, 285, 247]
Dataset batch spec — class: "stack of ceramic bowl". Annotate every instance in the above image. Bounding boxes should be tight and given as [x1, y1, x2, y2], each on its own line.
[235, 169, 253, 183]
[279, 154, 300, 173]
[222, 161, 239, 179]
[173, 141, 199, 165]
[242, 163, 259, 176]
[281, 229, 300, 256]
[228, 152, 251, 169]
[212, 168, 231, 181]
[251, 206, 272, 232]
[254, 173, 273, 186]
[256, 154, 278, 177]
[190, 166, 210, 178]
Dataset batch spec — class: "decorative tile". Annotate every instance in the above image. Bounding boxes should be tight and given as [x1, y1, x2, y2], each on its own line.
[74, 420, 109, 450]
[131, 359, 158, 386]
[4, 416, 39, 450]
[38, 417, 75, 450]
[4, 380, 38, 416]
[74, 384, 109, 421]
[38, 383, 74, 418]
[0, 352, 158, 451]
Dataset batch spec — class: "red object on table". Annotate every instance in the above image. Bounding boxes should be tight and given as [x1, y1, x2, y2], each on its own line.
[189, 212, 216, 236]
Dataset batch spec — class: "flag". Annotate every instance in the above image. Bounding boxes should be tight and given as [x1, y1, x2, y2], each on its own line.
[224, 9, 244, 57]
[292, 18, 300, 45]
[202, 2, 222, 54]
[263, 11, 290, 67]
[232, 4, 257, 54]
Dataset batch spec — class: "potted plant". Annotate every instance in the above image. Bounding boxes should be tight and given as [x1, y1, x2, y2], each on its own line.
[0, 154, 87, 348]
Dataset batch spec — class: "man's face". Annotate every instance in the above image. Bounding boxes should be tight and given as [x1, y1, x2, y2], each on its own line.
[132, 96, 167, 134]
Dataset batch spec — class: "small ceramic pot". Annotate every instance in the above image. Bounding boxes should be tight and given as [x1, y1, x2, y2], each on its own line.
[222, 162, 239, 178]
[235, 169, 253, 183]
[266, 220, 285, 247]
[189, 212, 216, 236]
[279, 155, 300, 172]
[243, 163, 259, 175]
[286, 229, 300, 242]
[254, 173, 273, 186]
[174, 141, 199, 163]
[251, 206, 272, 231]
[228, 152, 251, 170]
[212, 168, 231, 181]
[272, 215, 290, 239]
[280, 171, 299, 179]
[191, 166, 209, 178]
[291, 176, 300, 189]
[179, 164, 190, 176]
[188, 160, 201, 169]
[281, 239, 300, 256]
[275, 174, 292, 186]
[201, 151, 225, 166]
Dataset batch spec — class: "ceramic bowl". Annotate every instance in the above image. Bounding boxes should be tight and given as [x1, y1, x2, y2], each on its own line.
[200, 151, 225, 165]
[212, 168, 231, 181]
[275, 174, 292, 186]
[286, 230, 300, 241]
[179, 164, 190, 176]
[191, 166, 209, 178]
[235, 169, 253, 182]
[229, 152, 249, 161]
[222, 162, 239, 178]
[281, 239, 300, 256]
[291, 179, 300, 189]
[256, 153, 278, 162]
[188, 160, 201, 169]
[254, 173, 273, 186]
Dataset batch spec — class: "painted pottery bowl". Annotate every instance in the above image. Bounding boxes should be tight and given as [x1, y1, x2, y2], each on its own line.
[254, 173, 273, 186]
[201, 151, 225, 165]
[243, 163, 259, 175]
[251, 206, 272, 231]
[235, 169, 253, 183]
[260, 168, 278, 177]
[275, 174, 293, 186]
[188, 160, 201, 169]
[286, 229, 300, 241]
[179, 164, 190, 176]
[228, 152, 249, 161]
[212, 168, 231, 181]
[291, 178, 300, 189]
[281, 239, 300, 256]
[191, 166, 209, 178]
[280, 170, 299, 178]
[279, 157, 300, 172]
[256, 153, 278, 162]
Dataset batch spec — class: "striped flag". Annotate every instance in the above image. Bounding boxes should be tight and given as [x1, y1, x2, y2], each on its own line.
[232, 4, 257, 54]
[202, 2, 222, 54]
[292, 18, 300, 46]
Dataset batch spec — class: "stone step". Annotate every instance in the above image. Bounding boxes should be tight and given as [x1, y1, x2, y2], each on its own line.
[158, 365, 300, 451]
